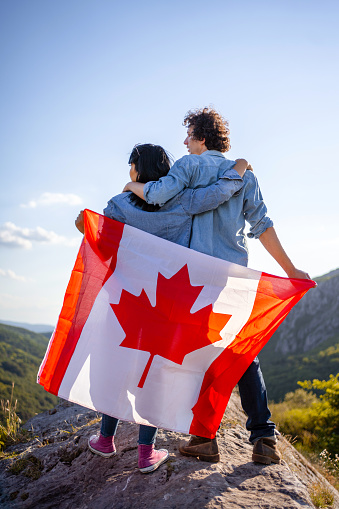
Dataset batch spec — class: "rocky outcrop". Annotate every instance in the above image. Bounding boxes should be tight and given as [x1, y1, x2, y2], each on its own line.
[1, 393, 338, 508]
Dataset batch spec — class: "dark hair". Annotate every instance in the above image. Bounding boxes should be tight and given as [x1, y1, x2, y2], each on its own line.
[183, 107, 231, 152]
[128, 144, 171, 211]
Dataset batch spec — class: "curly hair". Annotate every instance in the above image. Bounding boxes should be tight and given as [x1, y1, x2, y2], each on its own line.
[183, 107, 231, 152]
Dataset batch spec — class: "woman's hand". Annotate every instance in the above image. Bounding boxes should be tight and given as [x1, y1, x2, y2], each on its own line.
[75, 210, 85, 234]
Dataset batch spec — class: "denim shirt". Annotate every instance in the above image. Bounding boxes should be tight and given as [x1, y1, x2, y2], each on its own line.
[143, 150, 273, 266]
[103, 168, 243, 248]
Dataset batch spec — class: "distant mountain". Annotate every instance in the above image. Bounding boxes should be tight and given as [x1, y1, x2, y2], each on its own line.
[259, 268, 339, 402]
[0, 324, 57, 422]
[0, 320, 54, 333]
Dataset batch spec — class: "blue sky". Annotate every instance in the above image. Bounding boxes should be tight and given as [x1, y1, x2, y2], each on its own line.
[1, 0, 338, 325]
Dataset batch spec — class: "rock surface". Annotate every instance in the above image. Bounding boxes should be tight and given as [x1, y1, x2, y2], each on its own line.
[1, 392, 338, 509]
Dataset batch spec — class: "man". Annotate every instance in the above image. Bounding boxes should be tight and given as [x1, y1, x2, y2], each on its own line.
[125, 107, 310, 465]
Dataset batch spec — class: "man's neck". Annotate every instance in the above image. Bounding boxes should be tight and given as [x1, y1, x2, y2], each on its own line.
[193, 146, 208, 155]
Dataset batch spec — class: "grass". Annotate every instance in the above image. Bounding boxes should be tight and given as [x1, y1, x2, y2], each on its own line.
[0, 382, 21, 450]
[8, 454, 43, 480]
[309, 482, 334, 508]
[308, 449, 339, 492]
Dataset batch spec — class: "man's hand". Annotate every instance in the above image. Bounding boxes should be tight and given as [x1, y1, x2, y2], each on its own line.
[286, 268, 311, 280]
[75, 210, 85, 234]
[123, 182, 133, 193]
[122, 181, 146, 200]
[247, 164, 253, 172]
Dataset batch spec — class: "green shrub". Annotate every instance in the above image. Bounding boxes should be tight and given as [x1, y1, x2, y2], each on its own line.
[270, 374, 339, 457]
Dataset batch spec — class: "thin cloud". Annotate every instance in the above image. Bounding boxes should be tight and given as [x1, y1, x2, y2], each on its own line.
[0, 222, 79, 249]
[21, 192, 83, 208]
[0, 269, 28, 282]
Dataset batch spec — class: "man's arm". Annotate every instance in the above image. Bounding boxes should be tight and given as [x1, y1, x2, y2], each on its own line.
[259, 226, 310, 279]
[131, 155, 202, 206]
[182, 169, 244, 215]
[123, 162, 248, 208]
[122, 158, 194, 204]
[243, 173, 310, 279]
[123, 156, 248, 204]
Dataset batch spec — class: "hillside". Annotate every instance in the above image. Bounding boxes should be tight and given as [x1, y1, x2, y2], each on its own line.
[259, 268, 339, 402]
[0, 324, 57, 422]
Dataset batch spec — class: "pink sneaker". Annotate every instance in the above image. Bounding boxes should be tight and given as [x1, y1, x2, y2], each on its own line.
[138, 444, 169, 473]
[88, 433, 116, 458]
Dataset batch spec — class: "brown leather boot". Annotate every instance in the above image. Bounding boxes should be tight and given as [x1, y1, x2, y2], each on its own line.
[179, 435, 220, 463]
[252, 437, 281, 465]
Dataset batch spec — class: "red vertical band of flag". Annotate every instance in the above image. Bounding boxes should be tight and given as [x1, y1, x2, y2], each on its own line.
[189, 274, 312, 437]
[38, 211, 124, 394]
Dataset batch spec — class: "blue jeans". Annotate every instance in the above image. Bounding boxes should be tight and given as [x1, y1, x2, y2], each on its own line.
[237, 357, 276, 443]
[101, 414, 158, 445]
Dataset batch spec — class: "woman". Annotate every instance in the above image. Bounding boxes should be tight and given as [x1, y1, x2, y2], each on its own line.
[75, 144, 247, 473]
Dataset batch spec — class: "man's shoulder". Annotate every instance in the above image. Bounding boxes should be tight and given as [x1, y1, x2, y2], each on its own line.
[218, 157, 236, 170]
[174, 154, 200, 167]
[243, 170, 258, 183]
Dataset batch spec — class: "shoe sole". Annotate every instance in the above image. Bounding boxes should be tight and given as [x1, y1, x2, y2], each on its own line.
[88, 442, 116, 458]
[252, 453, 281, 465]
[139, 451, 169, 473]
[179, 449, 220, 463]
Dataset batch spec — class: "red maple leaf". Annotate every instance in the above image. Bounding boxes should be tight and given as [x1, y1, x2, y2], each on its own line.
[111, 264, 231, 388]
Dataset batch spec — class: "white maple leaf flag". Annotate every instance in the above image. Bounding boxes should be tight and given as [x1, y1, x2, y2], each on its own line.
[38, 210, 316, 438]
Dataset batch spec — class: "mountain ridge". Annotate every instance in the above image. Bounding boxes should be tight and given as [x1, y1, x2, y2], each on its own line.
[0, 320, 54, 334]
[259, 267, 339, 401]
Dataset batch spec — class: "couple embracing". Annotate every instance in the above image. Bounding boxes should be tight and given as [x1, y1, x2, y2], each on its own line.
[76, 107, 310, 473]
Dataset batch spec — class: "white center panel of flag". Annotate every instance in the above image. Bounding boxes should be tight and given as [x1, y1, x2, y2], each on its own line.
[58, 224, 262, 434]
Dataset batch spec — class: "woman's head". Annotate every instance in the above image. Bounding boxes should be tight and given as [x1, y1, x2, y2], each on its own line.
[128, 144, 171, 183]
[127, 144, 171, 211]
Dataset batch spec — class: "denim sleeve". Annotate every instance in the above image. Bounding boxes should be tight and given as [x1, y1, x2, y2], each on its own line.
[144, 156, 198, 206]
[180, 169, 244, 215]
[244, 173, 274, 239]
[103, 198, 119, 220]
[103, 196, 128, 223]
